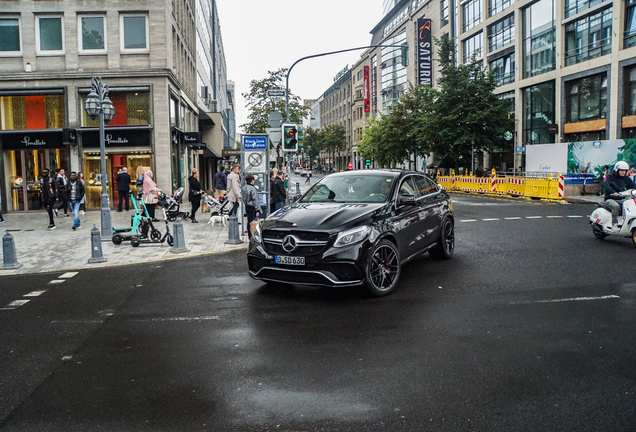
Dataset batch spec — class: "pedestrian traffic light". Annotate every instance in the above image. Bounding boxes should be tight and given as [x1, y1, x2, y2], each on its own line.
[282, 123, 298, 152]
[365, 158, 372, 166]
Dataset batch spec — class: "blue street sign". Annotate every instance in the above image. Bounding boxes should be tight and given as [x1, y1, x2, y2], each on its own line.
[516, 146, 526, 152]
[243, 136, 267, 150]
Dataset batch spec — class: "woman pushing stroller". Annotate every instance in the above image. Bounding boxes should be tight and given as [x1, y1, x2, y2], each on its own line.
[142, 170, 161, 222]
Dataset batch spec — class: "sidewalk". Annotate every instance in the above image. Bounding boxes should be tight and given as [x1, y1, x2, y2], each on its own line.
[563, 194, 604, 204]
[0, 206, 248, 276]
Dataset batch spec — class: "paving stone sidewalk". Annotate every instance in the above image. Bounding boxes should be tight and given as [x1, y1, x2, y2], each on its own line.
[0, 206, 248, 276]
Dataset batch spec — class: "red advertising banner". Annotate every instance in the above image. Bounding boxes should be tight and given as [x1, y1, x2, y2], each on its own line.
[363, 66, 370, 113]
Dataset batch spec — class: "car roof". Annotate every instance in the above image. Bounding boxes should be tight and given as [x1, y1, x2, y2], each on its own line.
[329, 169, 429, 179]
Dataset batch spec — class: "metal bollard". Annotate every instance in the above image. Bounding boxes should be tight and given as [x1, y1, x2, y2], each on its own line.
[88, 225, 107, 263]
[296, 182, 301, 196]
[169, 219, 188, 253]
[2, 231, 23, 270]
[224, 215, 244, 245]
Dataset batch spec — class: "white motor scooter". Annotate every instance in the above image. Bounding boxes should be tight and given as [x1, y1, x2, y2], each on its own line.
[589, 189, 636, 245]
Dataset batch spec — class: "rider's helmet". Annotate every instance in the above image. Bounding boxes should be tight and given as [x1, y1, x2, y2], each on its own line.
[614, 161, 629, 172]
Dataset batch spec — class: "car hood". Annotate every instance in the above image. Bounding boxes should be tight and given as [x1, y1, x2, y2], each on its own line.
[263, 202, 386, 232]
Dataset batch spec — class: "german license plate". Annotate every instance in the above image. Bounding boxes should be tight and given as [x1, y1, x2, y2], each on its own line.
[275, 255, 305, 265]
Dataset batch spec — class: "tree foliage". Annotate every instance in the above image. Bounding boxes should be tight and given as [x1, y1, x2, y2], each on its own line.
[359, 35, 513, 168]
[302, 127, 321, 160]
[241, 68, 310, 134]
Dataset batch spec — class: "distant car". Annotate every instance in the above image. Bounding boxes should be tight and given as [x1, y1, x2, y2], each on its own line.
[294, 168, 300, 175]
[300, 170, 307, 177]
[247, 169, 455, 296]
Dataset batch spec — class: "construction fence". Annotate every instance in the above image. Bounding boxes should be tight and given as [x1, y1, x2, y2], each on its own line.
[437, 169, 564, 200]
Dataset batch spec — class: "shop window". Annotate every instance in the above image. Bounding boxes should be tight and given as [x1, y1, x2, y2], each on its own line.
[80, 91, 150, 127]
[565, 8, 612, 66]
[625, 0, 636, 48]
[626, 68, 636, 116]
[0, 17, 21, 55]
[120, 14, 148, 52]
[0, 95, 65, 130]
[523, 0, 556, 78]
[79, 15, 107, 54]
[499, 90, 515, 120]
[36, 16, 64, 55]
[567, 74, 607, 123]
[523, 80, 555, 145]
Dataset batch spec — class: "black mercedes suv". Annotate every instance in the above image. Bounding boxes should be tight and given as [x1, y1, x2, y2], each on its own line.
[247, 169, 454, 296]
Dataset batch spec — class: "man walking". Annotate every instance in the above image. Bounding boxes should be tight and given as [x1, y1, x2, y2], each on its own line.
[39, 168, 58, 230]
[116, 166, 131, 211]
[226, 165, 242, 216]
[273, 170, 287, 211]
[214, 167, 227, 199]
[55, 168, 69, 217]
[66, 172, 85, 230]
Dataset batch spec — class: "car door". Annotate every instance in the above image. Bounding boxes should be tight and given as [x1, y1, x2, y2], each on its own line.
[414, 175, 442, 248]
[393, 176, 423, 260]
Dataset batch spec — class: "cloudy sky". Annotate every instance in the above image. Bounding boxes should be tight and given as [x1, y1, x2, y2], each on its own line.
[215, 0, 383, 134]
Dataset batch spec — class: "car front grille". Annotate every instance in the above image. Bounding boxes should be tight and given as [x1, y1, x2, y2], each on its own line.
[262, 230, 330, 256]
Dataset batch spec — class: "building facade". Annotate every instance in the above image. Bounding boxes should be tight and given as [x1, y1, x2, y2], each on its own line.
[0, 0, 233, 213]
[317, 0, 636, 172]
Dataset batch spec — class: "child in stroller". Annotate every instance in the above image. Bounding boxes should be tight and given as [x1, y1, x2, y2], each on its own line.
[157, 187, 190, 221]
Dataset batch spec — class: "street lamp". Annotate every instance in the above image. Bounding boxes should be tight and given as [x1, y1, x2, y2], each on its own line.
[84, 75, 115, 241]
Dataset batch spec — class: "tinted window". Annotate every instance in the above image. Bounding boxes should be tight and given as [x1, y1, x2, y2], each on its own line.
[399, 177, 417, 196]
[301, 174, 396, 203]
[415, 176, 437, 197]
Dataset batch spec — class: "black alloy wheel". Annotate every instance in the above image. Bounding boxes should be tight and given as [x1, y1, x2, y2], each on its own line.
[430, 217, 455, 260]
[366, 239, 401, 297]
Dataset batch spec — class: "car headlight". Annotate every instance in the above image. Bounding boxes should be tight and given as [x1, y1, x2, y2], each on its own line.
[252, 221, 263, 243]
[333, 226, 371, 248]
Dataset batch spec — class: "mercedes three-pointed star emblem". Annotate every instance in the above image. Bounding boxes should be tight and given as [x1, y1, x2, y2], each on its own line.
[282, 235, 298, 253]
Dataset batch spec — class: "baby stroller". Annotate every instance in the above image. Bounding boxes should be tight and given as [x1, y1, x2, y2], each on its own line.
[202, 193, 232, 221]
[158, 187, 190, 222]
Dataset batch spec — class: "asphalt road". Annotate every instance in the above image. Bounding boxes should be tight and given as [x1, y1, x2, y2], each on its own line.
[1, 194, 635, 431]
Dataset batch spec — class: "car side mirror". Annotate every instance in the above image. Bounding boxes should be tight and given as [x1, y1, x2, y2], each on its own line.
[398, 194, 416, 205]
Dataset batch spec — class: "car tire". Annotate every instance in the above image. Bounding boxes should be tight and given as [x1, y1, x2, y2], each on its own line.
[429, 217, 455, 260]
[365, 239, 401, 297]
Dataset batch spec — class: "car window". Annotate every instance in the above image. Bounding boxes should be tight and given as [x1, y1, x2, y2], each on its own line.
[399, 177, 418, 197]
[301, 174, 396, 203]
[414, 175, 437, 197]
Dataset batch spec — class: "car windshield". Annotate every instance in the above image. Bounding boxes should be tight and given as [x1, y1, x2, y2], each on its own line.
[301, 174, 396, 203]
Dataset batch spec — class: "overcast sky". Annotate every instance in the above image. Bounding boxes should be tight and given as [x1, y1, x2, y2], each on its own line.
[215, 0, 383, 134]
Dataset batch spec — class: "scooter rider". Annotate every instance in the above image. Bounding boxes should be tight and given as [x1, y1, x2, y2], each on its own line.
[604, 161, 636, 231]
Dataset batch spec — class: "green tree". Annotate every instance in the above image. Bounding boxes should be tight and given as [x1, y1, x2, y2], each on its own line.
[319, 124, 347, 169]
[302, 127, 322, 161]
[241, 68, 310, 134]
[416, 35, 513, 167]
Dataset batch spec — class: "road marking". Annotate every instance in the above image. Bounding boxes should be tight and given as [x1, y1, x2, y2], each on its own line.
[49, 280, 65, 285]
[482, 218, 500, 221]
[460, 219, 478, 222]
[135, 316, 221, 322]
[2, 300, 30, 309]
[512, 295, 620, 305]
[526, 216, 543, 219]
[546, 216, 563, 218]
[24, 290, 47, 297]
[59, 272, 79, 278]
[505, 217, 521, 220]
[567, 215, 584, 218]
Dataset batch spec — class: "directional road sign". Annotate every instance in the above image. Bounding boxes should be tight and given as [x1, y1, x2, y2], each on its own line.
[243, 136, 267, 150]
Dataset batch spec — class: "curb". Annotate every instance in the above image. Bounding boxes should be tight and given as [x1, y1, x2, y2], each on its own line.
[447, 190, 569, 204]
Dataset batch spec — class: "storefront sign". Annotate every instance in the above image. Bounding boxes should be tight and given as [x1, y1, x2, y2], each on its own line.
[182, 132, 202, 146]
[416, 17, 433, 86]
[0, 130, 64, 149]
[81, 128, 151, 148]
[363, 66, 370, 113]
[222, 149, 241, 157]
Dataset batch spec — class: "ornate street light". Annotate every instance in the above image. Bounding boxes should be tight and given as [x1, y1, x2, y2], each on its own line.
[83, 75, 115, 241]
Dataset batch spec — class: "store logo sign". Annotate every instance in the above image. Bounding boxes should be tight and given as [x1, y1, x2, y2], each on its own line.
[21, 136, 46, 146]
[105, 134, 129, 145]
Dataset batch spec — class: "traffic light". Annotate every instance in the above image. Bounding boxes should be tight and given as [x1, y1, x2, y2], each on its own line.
[365, 158, 372, 166]
[282, 123, 298, 152]
[297, 127, 304, 148]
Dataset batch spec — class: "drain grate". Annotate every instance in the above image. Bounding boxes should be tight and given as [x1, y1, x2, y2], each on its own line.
[5, 229, 21, 232]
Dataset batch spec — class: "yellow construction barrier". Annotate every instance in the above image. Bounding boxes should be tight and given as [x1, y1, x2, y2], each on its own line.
[434, 169, 565, 200]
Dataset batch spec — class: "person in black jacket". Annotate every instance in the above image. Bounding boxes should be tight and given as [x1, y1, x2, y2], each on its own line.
[55, 168, 69, 218]
[115, 166, 131, 212]
[604, 161, 636, 230]
[269, 169, 277, 215]
[188, 169, 203, 223]
[39, 168, 58, 230]
[66, 172, 85, 230]
[273, 170, 287, 211]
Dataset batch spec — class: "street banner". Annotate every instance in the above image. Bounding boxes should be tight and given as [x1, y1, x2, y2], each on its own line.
[416, 17, 432, 86]
[363, 66, 370, 113]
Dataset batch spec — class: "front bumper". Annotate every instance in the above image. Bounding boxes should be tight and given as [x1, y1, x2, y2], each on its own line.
[247, 240, 369, 287]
